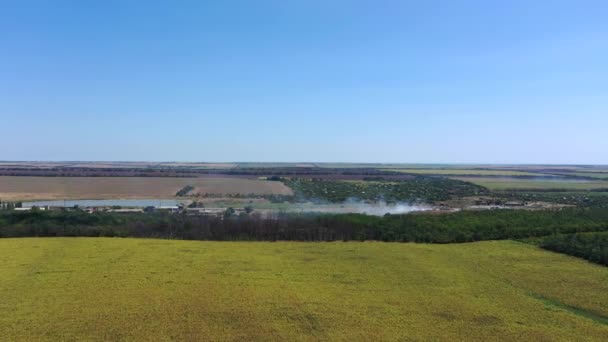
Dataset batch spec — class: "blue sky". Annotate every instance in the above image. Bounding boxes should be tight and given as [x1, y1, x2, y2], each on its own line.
[1, 0, 607, 164]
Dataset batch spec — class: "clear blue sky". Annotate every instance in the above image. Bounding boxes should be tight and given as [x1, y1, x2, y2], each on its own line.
[1, 0, 607, 164]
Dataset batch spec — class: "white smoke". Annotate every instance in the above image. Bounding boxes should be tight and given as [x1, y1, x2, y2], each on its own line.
[290, 198, 433, 216]
[339, 198, 432, 216]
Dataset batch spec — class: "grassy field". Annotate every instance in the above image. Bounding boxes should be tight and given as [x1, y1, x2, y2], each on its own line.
[385, 169, 540, 176]
[0, 238, 606, 340]
[554, 172, 608, 180]
[455, 177, 608, 190]
[0, 176, 292, 201]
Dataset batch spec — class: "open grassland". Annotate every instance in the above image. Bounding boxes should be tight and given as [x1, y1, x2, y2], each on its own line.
[0, 238, 607, 341]
[552, 172, 608, 180]
[0, 176, 292, 201]
[385, 169, 540, 176]
[455, 177, 608, 190]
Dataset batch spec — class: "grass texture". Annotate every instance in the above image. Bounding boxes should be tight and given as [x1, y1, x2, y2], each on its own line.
[0, 238, 607, 340]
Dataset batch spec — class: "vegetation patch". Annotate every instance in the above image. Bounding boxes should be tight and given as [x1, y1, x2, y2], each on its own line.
[2, 209, 607, 244]
[534, 232, 608, 266]
[454, 176, 608, 191]
[0, 238, 607, 340]
[175, 185, 195, 197]
[385, 169, 540, 176]
[283, 177, 487, 203]
[496, 191, 608, 208]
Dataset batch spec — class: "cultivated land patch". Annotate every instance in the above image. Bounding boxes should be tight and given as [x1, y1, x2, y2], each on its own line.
[188, 177, 293, 196]
[157, 162, 238, 169]
[0, 238, 606, 340]
[455, 177, 608, 190]
[0, 176, 292, 201]
[385, 169, 540, 176]
[553, 172, 608, 180]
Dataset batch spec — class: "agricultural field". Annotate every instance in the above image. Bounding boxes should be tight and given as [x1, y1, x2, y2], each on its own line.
[316, 163, 422, 169]
[186, 177, 292, 196]
[3, 163, 608, 211]
[157, 162, 238, 169]
[553, 172, 608, 180]
[62, 162, 161, 169]
[0, 238, 606, 340]
[235, 162, 318, 168]
[483, 165, 608, 172]
[384, 169, 540, 176]
[454, 177, 608, 191]
[0, 176, 292, 201]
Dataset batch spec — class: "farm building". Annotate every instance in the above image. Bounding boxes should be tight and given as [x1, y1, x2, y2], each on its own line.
[185, 208, 246, 217]
[14, 206, 49, 211]
[185, 208, 225, 216]
[107, 208, 144, 214]
[155, 206, 180, 213]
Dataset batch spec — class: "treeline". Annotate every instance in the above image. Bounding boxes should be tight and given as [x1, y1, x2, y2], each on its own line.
[537, 232, 608, 266]
[175, 185, 195, 197]
[0, 201, 22, 210]
[1, 209, 607, 243]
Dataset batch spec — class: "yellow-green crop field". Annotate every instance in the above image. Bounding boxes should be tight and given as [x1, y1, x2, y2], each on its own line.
[385, 169, 540, 176]
[454, 177, 608, 190]
[1, 238, 607, 341]
[556, 172, 608, 180]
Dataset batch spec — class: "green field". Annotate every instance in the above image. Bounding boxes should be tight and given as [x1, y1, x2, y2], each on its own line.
[385, 169, 540, 176]
[557, 172, 608, 180]
[455, 177, 608, 190]
[1, 238, 607, 340]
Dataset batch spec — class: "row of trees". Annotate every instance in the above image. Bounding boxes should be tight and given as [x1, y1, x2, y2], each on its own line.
[0, 201, 22, 210]
[1, 208, 607, 244]
[538, 232, 608, 266]
[175, 185, 195, 197]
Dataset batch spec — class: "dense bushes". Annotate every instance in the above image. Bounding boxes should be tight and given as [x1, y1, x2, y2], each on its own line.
[1, 208, 607, 244]
[321, 209, 608, 243]
[283, 177, 488, 203]
[537, 232, 608, 266]
[175, 185, 195, 197]
[497, 191, 608, 208]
